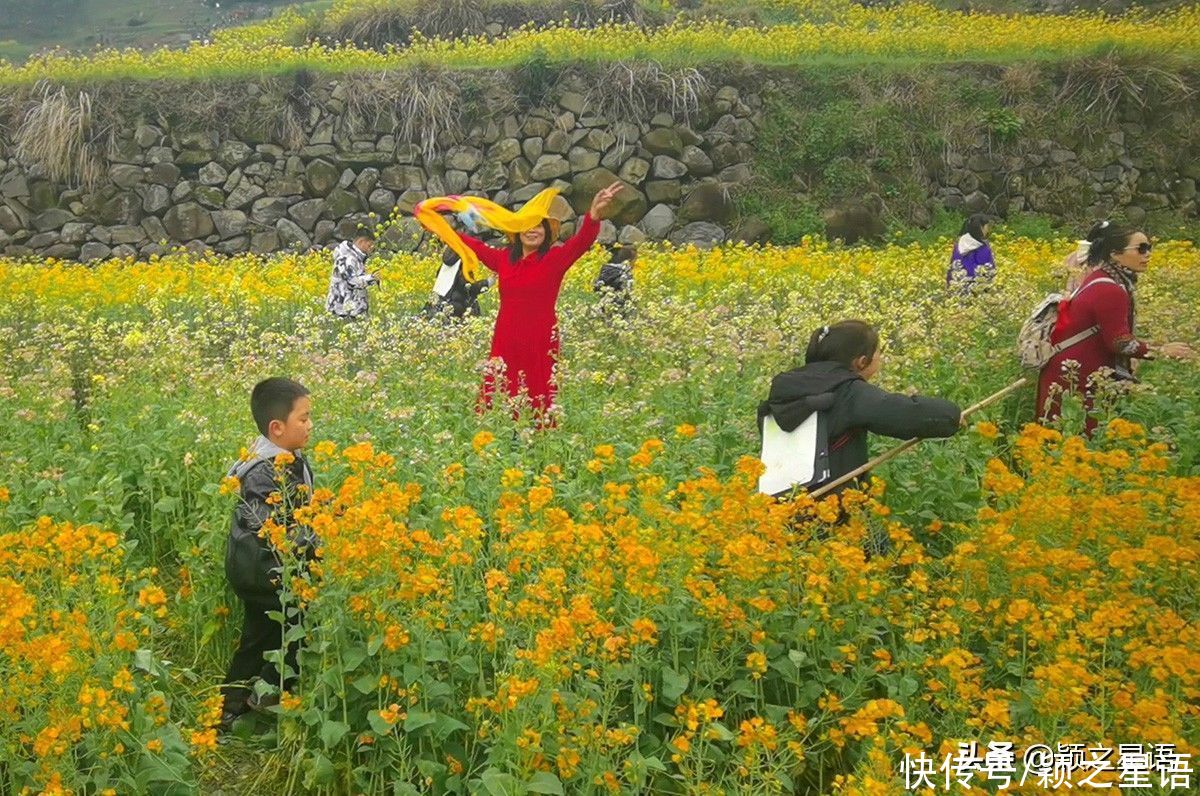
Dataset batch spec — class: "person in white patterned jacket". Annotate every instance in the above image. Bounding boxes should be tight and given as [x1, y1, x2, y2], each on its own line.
[325, 231, 379, 319]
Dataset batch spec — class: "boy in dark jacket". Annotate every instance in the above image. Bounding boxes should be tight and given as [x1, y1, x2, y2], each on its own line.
[758, 320, 963, 498]
[219, 377, 316, 729]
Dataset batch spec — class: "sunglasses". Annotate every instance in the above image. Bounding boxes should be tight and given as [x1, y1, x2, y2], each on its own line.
[1121, 242, 1153, 255]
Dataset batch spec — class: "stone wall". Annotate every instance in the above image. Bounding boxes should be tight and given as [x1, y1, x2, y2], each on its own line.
[0, 79, 760, 261]
[1, 71, 1198, 260]
[933, 131, 1200, 228]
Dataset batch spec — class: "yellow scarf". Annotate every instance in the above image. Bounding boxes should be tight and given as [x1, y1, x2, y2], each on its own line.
[413, 188, 561, 282]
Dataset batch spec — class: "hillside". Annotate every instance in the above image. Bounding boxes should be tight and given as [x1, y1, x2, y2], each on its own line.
[1, 0, 1195, 66]
[0, 0, 306, 64]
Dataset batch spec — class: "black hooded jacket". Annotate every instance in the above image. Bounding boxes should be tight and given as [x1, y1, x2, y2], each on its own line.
[424, 247, 492, 320]
[757, 361, 962, 492]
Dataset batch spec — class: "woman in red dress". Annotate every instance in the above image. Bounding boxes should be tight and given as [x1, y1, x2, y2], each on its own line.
[1038, 221, 1193, 434]
[455, 182, 624, 426]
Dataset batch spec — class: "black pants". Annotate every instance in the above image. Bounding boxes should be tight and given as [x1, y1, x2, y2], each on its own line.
[221, 593, 301, 715]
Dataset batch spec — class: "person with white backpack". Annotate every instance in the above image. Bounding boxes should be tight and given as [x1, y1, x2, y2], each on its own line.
[756, 320, 964, 500]
[1033, 221, 1194, 434]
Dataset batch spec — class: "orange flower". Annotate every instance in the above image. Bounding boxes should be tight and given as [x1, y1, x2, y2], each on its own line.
[973, 421, 1000, 439]
[443, 462, 465, 483]
[745, 651, 768, 679]
[342, 441, 375, 464]
[472, 431, 496, 453]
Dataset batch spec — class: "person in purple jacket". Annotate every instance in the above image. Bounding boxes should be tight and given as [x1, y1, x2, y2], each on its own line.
[946, 214, 995, 292]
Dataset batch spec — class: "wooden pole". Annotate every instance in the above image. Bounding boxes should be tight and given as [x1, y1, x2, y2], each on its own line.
[807, 377, 1029, 499]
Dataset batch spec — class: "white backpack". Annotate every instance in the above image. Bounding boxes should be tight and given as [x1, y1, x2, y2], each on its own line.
[758, 411, 832, 497]
[1016, 277, 1116, 369]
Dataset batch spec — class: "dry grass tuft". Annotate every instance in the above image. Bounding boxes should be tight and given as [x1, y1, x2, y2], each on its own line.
[585, 61, 710, 124]
[14, 82, 115, 189]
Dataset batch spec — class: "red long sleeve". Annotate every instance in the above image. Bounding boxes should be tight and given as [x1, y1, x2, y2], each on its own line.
[1089, 282, 1150, 358]
[550, 213, 600, 275]
[459, 234, 508, 274]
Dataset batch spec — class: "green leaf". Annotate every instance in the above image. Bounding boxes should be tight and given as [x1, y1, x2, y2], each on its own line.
[787, 649, 808, 667]
[416, 758, 447, 780]
[763, 704, 791, 725]
[136, 750, 194, 791]
[425, 680, 454, 700]
[306, 752, 336, 787]
[423, 639, 449, 663]
[320, 666, 342, 690]
[153, 496, 180, 513]
[479, 768, 520, 796]
[403, 710, 437, 732]
[342, 643, 369, 673]
[642, 756, 668, 773]
[199, 619, 221, 647]
[132, 648, 156, 673]
[352, 673, 379, 695]
[727, 678, 756, 698]
[661, 667, 688, 701]
[319, 719, 349, 749]
[368, 634, 385, 656]
[526, 771, 564, 795]
[768, 655, 798, 679]
[434, 714, 469, 738]
[707, 722, 735, 742]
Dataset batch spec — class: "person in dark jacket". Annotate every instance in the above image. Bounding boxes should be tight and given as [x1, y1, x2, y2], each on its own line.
[593, 244, 636, 316]
[220, 377, 317, 729]
[757, 320, 964, 498]
[423, 244, 496, 321]
[946, 214, 995, 293]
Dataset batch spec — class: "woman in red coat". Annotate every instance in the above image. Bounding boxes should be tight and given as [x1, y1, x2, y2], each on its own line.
[1038, 221, 1193, 434]
[456, 182, 623, 427]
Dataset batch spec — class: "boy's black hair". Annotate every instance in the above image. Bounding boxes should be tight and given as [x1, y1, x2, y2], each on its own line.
[1084, 220, 1136, 267]
[508, 219, 555, 263]
[251, 377, 310, 436]
[805, 320, 880, 369]
[353, 229, 375, 242]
